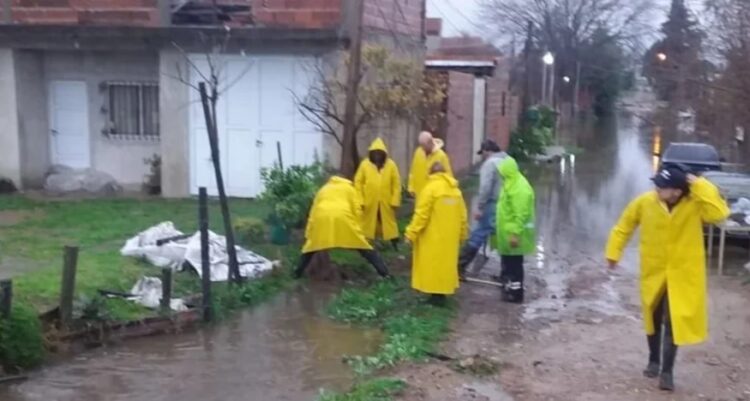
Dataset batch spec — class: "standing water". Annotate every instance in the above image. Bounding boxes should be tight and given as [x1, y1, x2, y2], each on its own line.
[0, 284, 381, 401]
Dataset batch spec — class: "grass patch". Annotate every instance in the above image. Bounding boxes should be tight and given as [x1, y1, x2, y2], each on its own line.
[318, 378, 406, 401]
[0, 303, 45, 371]
[0, 195, 274, 315]
[327, 278, 454, 375]
[0, 194, 299, 370]
[210, 266, 295, 320]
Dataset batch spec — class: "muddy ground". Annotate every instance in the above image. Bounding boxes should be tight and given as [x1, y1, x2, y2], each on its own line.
[393, 257, 750, 401]
[393, 112, 750, 401]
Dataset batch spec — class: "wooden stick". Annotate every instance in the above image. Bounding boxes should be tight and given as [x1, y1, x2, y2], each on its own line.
[464, 277, 504, 288]
[60, 246, 79, 327]
[0, 279, 11, 319]
[160, 268, 172, 314]
[199, 187, 213, 322]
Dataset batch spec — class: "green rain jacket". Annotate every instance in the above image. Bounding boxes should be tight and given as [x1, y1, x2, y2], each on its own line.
[495, 157, 536, 255]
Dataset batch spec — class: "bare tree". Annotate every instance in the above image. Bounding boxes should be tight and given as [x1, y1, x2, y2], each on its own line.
[294, 45, 447, 169]
[479, 0, 656, 49]
[168, 30, 252, 285]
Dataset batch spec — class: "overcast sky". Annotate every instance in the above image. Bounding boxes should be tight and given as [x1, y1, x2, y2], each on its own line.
[426, 0, 706, 38]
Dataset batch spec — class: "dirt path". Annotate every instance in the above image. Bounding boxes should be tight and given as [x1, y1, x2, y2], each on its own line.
[394, 253, 750, 401]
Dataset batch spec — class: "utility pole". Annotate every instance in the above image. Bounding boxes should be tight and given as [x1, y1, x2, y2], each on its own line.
[573, 61, 581, 117]
[340, 0, 365, 178]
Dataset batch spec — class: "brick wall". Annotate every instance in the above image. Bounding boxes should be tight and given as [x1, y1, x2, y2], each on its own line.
[445, 71, 474, 174]
[252, 0, 341, 29]
[363, 0, 423, 38]
[486, 66, 515, 150]
[6, 0, 425, 34]
[9, 0, 160, 26]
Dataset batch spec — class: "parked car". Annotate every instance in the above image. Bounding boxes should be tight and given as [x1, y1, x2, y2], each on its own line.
[704, 171, 750, 240]
[704, 171, 750, 202]
[660, 142, 722, 174]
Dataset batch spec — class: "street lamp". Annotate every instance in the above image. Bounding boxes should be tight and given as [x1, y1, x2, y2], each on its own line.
[543, 52, 555, 65]
[563, 76, 571, 83]
[541, 52, 556, 106]
[656, 52, 667, 62]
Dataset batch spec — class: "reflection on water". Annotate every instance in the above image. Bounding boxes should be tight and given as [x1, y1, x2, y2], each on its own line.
[531, 112, 654, 263]
[0, 284, 382, 401]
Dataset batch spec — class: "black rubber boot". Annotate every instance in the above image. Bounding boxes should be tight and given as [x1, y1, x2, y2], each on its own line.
[391, 238, 399, 252]
[659, 372, 675, 392]
[660, 341, 678, 391]
[458, 245, 479, 279]
[359, 250, 391, 278]
[293, 252, 315, 279]
[428, 294, 447, 307]
[644, 335, 661, 378]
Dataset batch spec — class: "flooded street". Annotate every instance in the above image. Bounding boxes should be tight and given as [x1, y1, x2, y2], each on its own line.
[0, 285, 381, 401]
[396, 112, 750, 401]
[3, 112, 750, 401]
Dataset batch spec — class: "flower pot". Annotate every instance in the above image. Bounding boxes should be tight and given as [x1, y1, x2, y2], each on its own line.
[269, 222, 290, 245]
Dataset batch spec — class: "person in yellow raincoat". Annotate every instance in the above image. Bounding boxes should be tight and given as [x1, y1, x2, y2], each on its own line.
[294, 175, 390, 279]
[405, 162, 468, 305]
[354, 138, 402, 250]
[407, 131, 453, 198]
[605, 167, 729, 392]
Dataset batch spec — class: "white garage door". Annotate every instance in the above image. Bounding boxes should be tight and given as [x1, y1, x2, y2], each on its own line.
[189, 55, 323, 198]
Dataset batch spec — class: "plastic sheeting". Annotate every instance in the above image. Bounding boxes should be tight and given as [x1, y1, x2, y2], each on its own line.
[121, 222, 275, 282]
[129, 277, 188, 312]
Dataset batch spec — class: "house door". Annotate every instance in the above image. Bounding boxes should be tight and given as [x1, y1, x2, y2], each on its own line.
[49, 81, 91, 168]
[189, 55, 322, 198]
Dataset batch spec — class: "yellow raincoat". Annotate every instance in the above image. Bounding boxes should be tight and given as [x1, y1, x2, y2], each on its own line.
[407, 138, 454, 196]
[405, 173, 469, 295]
[354, 138, 402, 241]
[302, 176, 373, 253]
[605, 178, 729, 345]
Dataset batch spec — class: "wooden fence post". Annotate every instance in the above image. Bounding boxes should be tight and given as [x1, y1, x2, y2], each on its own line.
[160, 268, 172, 314]
[0, 279, 12, 319]
[60, 246, 79, 327]
[199, 187, 213, 322]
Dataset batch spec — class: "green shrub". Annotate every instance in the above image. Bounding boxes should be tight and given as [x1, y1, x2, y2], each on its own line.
[260, 162, 329, 228]
[318, 378, 406, 401]
[328, 278, 454, 375]
[508, 106, 555, 161]
[234, 217, 266, 245]
[0, 304, 45, 371]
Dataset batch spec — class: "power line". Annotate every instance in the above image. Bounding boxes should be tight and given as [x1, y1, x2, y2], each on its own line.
[440, 0, 485, 34]
[429, 0, 462, 34]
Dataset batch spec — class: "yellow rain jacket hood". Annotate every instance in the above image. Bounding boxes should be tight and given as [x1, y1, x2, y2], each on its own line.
[354, 138, 402, 240]
[405, 172, 468, 295]
[407, 138, 454, 197]
[302, 176, 373, 253]
[605, 178, 729, 345]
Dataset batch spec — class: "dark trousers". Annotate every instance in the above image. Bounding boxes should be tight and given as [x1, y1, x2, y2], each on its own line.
[500, 255, 524, 303]
[648, 292, 678, 374]
[294, 250, 390, 278]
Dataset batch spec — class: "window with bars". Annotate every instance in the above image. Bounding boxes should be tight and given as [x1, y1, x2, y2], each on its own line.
[105, 82, 159, 139]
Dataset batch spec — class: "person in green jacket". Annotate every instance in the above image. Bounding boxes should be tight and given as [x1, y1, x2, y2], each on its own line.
[495, 157, 536, 303]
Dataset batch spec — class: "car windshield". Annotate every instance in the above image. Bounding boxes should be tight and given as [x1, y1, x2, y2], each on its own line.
[663, 144, 719, 163]
[704, 173, 750, 200]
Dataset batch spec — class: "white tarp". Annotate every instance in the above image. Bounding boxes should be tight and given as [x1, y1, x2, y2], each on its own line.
[120, 222, 188, 270]
[129, 277, 188, 312]
[121, 222, 275, 282]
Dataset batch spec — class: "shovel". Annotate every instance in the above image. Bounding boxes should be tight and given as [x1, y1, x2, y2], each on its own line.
[470, 240, 491, 275]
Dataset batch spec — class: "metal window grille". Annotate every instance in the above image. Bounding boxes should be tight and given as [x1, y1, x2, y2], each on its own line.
[107, 82, 159, 139]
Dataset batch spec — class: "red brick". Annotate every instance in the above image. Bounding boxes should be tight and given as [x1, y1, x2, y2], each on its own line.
[12, 7, 79, 23]
[445, 71, 474, 173]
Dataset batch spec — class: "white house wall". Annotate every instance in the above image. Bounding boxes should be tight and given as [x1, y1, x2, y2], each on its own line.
[187, 54, 323, 198]
[0, 49, 21, 187]
[42, 51, 161, 188]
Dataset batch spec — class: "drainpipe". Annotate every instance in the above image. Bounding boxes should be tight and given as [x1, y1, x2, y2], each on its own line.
[3, 0, 11, 23]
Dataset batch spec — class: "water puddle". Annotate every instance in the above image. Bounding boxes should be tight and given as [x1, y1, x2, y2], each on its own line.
[0, 284, 381, 401]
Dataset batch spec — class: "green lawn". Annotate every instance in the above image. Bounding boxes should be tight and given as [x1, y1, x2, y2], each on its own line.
[0, 195, 288, 320]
